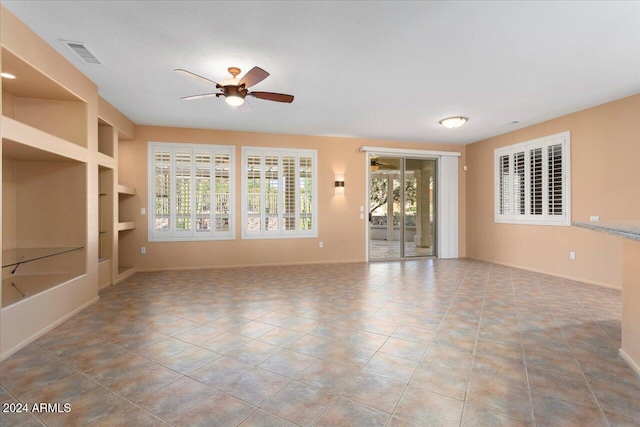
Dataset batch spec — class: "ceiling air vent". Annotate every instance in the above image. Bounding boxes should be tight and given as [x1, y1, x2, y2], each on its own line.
[61, 40, 102, 64]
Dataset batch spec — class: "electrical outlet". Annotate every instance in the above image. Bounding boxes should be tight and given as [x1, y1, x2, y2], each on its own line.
[141, 246, 146, 254]
[569, 251, 576, 260]
[360, 213, 364, 219]
[319, 242, 323, 248]
[589, 215, 599, 222]
[360, 206, 364, 212]
[141, 207, 146, 215]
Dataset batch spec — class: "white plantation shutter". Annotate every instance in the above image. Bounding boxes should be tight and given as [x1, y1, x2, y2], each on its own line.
[494, 132, 570, 226]
[153, 148, 171, 236]
[513, 151, 526, 215]
[548, 143, 564, 216]
[214, 153, 231, 233]
[148, 142, 235, 241]
[530, 147, 543, 216]
[499, 154, 510, 215]
[299, 156, 313, 231]
[242, 147, 317, 239]
[174, 150, 192, 235]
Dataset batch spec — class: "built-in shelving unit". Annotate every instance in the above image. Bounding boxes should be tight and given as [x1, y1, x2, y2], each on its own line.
[118, 186, 136, 232]
[117, 183, 137, 281]
[98, 163, 114, 289]
[1, 6, 138, 359]
[2, 247, 84, 307]
[1, 7, 105, 359]
[2, 63, 89, 307]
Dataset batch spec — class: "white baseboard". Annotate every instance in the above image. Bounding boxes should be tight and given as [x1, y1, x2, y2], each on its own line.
[0, 296, 99, 361]
[619, 348, 640, 379]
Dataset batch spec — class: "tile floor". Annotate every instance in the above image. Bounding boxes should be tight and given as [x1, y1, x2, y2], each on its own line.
[1, 259, 639, 426]
[369, 240, 433, 260]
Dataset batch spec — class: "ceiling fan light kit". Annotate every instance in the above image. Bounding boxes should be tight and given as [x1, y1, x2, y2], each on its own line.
[175, 66, 294, 108]
[439, 116, 468, 129]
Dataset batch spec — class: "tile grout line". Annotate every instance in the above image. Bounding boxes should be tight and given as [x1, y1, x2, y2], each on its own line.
[459, 259, 491, 427]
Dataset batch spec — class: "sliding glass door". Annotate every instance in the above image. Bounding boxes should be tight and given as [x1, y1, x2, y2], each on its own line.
[369, 155, 436, 260]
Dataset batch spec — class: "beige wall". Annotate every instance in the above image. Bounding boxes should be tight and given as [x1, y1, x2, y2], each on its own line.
[466, 94, 640, 288]
[119, 125, 466, 271]
[2, 159, 16, 251]
[622, 239, 640, 373]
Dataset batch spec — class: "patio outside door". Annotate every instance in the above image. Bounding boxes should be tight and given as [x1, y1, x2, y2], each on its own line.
[369, 156, 436, 260]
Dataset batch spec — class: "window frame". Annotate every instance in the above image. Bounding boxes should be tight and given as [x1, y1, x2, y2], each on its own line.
[148, 141, 236, 242]
[494, 131, 571, 226]
[241, 146, 318, 239]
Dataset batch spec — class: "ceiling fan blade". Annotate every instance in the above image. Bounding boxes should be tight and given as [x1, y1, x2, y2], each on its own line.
[174, 68, 219, 86]
[248, 92, 294, 103]
[180, 93, 219, 101]
[239, 66, 269, 88]
[237, 101, 252, 112]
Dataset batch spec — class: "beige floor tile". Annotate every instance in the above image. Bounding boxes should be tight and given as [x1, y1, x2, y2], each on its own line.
[171, 390, 256, 426]
[394, 384, 464, 426]
[156, 345, 221, 374]
[471, 353, 527, 384]
[1, 360, 77, 398]
[228, 340, 281, 366]
[466, 374, 533, 421]
[233, 321, 277, 339]
[0, 259, 634, 426]
[187, 355, 253, 389]
[411, 362, 470, 400]
[527, 367, 598, 408]
[259, 349, 318, 378]
[461, 402, 533, 426]
[221, 367, 291, 406]
[315, 397, 390, 426]
[341, 372, 406, 414]
[297, 359, 358, 394]
[531, 393, 607, 427]
[239, 409, 298, 427]
[261, 381, 335, 426]
[173, 324, 225, 345]
[379, 337, 428, 362]
[257, 327, 305, 347]
[136, 377, 219, 422]
[362, 352, 418, 383]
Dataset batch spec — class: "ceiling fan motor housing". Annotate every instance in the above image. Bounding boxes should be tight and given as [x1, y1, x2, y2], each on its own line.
[222, 84, 248, 99]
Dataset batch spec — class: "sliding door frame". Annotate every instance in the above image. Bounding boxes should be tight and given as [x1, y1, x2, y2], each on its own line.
[362, 147, 461, 261]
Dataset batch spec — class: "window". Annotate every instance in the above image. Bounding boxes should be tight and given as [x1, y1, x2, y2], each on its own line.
[494, 131, 570, 226]
[148, 142, 234, 241]
[242, 147, 317, 238]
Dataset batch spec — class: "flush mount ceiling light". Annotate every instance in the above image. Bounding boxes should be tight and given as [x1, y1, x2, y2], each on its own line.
[439, 116, 468, 129]
[1, 72, 16, 79]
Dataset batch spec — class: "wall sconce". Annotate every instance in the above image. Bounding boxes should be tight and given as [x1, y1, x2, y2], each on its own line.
[335, 174, 345, 195]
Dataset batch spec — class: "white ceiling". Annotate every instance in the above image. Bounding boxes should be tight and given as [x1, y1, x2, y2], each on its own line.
[3, 1, 639, 145]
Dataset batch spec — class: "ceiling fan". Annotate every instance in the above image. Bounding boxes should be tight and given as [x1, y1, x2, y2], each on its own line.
[370, 157, 398, 171]
[174, 66, 294, 110]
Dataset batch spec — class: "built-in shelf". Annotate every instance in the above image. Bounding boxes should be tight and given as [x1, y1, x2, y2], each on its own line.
[2, 117, 88, 163]
[118, 184, 135, 196]
[117, 221, 135, 231]
[2, 274, 80, 308]
[2, 247, 85, 309]
[1, 48, 88, 148]
[2, 247, 84, 271]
